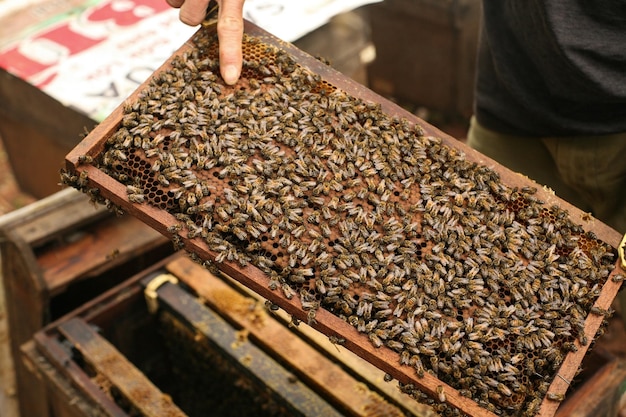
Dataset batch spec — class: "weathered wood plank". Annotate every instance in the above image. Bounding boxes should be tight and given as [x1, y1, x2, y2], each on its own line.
[57, 317, 186, 417]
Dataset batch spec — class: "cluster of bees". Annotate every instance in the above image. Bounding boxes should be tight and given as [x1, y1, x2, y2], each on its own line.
[64, 29, 618, 416]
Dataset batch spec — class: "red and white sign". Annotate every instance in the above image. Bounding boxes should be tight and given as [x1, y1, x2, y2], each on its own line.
[0, 0, 196, 121]
[0, 0, 379, 121]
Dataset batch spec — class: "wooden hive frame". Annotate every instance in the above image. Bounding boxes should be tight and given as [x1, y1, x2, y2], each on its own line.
[63, 21, 625, 417]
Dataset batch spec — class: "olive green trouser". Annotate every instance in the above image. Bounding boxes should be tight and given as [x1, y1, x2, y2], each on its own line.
[467, 116, 626, 234]
[467, 116, 626, 316]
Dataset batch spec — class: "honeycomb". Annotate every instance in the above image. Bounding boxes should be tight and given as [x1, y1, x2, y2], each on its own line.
[159, 311, 295, 417]
[63, 28, 619, 417]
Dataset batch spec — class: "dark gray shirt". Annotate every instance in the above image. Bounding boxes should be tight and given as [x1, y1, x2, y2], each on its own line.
[475, 1, 626, 136]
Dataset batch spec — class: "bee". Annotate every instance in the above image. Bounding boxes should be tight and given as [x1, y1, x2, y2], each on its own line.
[128, 193, 145, 203]
[436, 385, 446, 403]
[281, 284, 296, 300]
[265, 301, 280, 312]
[496, 383, 512, 397]
[562, 341, 578, 352]
[71, 170, 90, 188]
[112, 149, 128, 161]
[157, 174, 170, 187]
[328, 335, 345, 346]
[386, 340, 404, 352]
[546, 392, 565, 402]
[437, 361, 452, 375]
[77, 154, 94, 165]
[291, 225, 306, 238]
[590, 306, 613, 317]
[368, 332, 383, 348]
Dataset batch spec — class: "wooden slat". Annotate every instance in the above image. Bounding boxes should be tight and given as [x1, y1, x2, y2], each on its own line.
[0, 188, 108, 246]
[169, 255, 442, 416]
[22, 339, 124, 417]
[165, 256, 435, 417]
[57, 317, 186, 417]
[538, 267, 626, 417]
[1, 234, 52, 417]
[33, 332, 128, 417]
[269, 301, 439, 417]
[38, 214, 168, 294]
[0, 187, 173, 417]
[555, 350, 626, 417]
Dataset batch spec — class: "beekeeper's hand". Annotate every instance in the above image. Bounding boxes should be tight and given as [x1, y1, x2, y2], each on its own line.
[166, 0, 245, 85]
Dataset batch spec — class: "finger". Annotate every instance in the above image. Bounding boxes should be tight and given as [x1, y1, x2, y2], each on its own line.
[217, 0, 245, 85]
[166, 0, 185, 8]
[179, 0, 211, 26]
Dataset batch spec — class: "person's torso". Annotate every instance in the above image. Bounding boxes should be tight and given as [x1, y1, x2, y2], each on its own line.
[475, 0, 626, 136]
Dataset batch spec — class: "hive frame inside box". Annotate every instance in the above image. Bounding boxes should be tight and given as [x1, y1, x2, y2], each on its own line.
[64, 20, 625, 417]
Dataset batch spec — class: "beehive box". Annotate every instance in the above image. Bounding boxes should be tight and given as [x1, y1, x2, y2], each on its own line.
[0, 188, 173, 417]
[24, 252, 435, 417]
[61, 20, 625, 417]
[366, 0, 481, 119]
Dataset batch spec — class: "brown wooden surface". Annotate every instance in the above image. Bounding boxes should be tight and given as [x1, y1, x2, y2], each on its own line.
[0, 188, 171, 417]
[63, 20, 626, 417]
[0, 69, 97, 199]
[264, 294, 443, 417]
[28, 261, 180, 417]
[0, 114, 72, 199]
[537, 271, 625, 417]
[4, 189, 108, 245]
[1, 232, 49, 417]
[30, 252, 349, 417]
[155, 281, 348, 417]
[58, 317, 186, 417]
[0, 189, 111, 365]
[33, 331, 130, 417]
[367, 0, 481, 119]
[38, 214, 168, 294]
[21, 340, 111, 417]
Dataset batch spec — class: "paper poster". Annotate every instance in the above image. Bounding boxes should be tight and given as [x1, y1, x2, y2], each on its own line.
[244, 0, 381, 42]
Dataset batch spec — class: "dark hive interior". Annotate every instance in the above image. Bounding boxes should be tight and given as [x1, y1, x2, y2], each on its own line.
[64, 28, 619, 416]
[158, 311, 295, 417]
